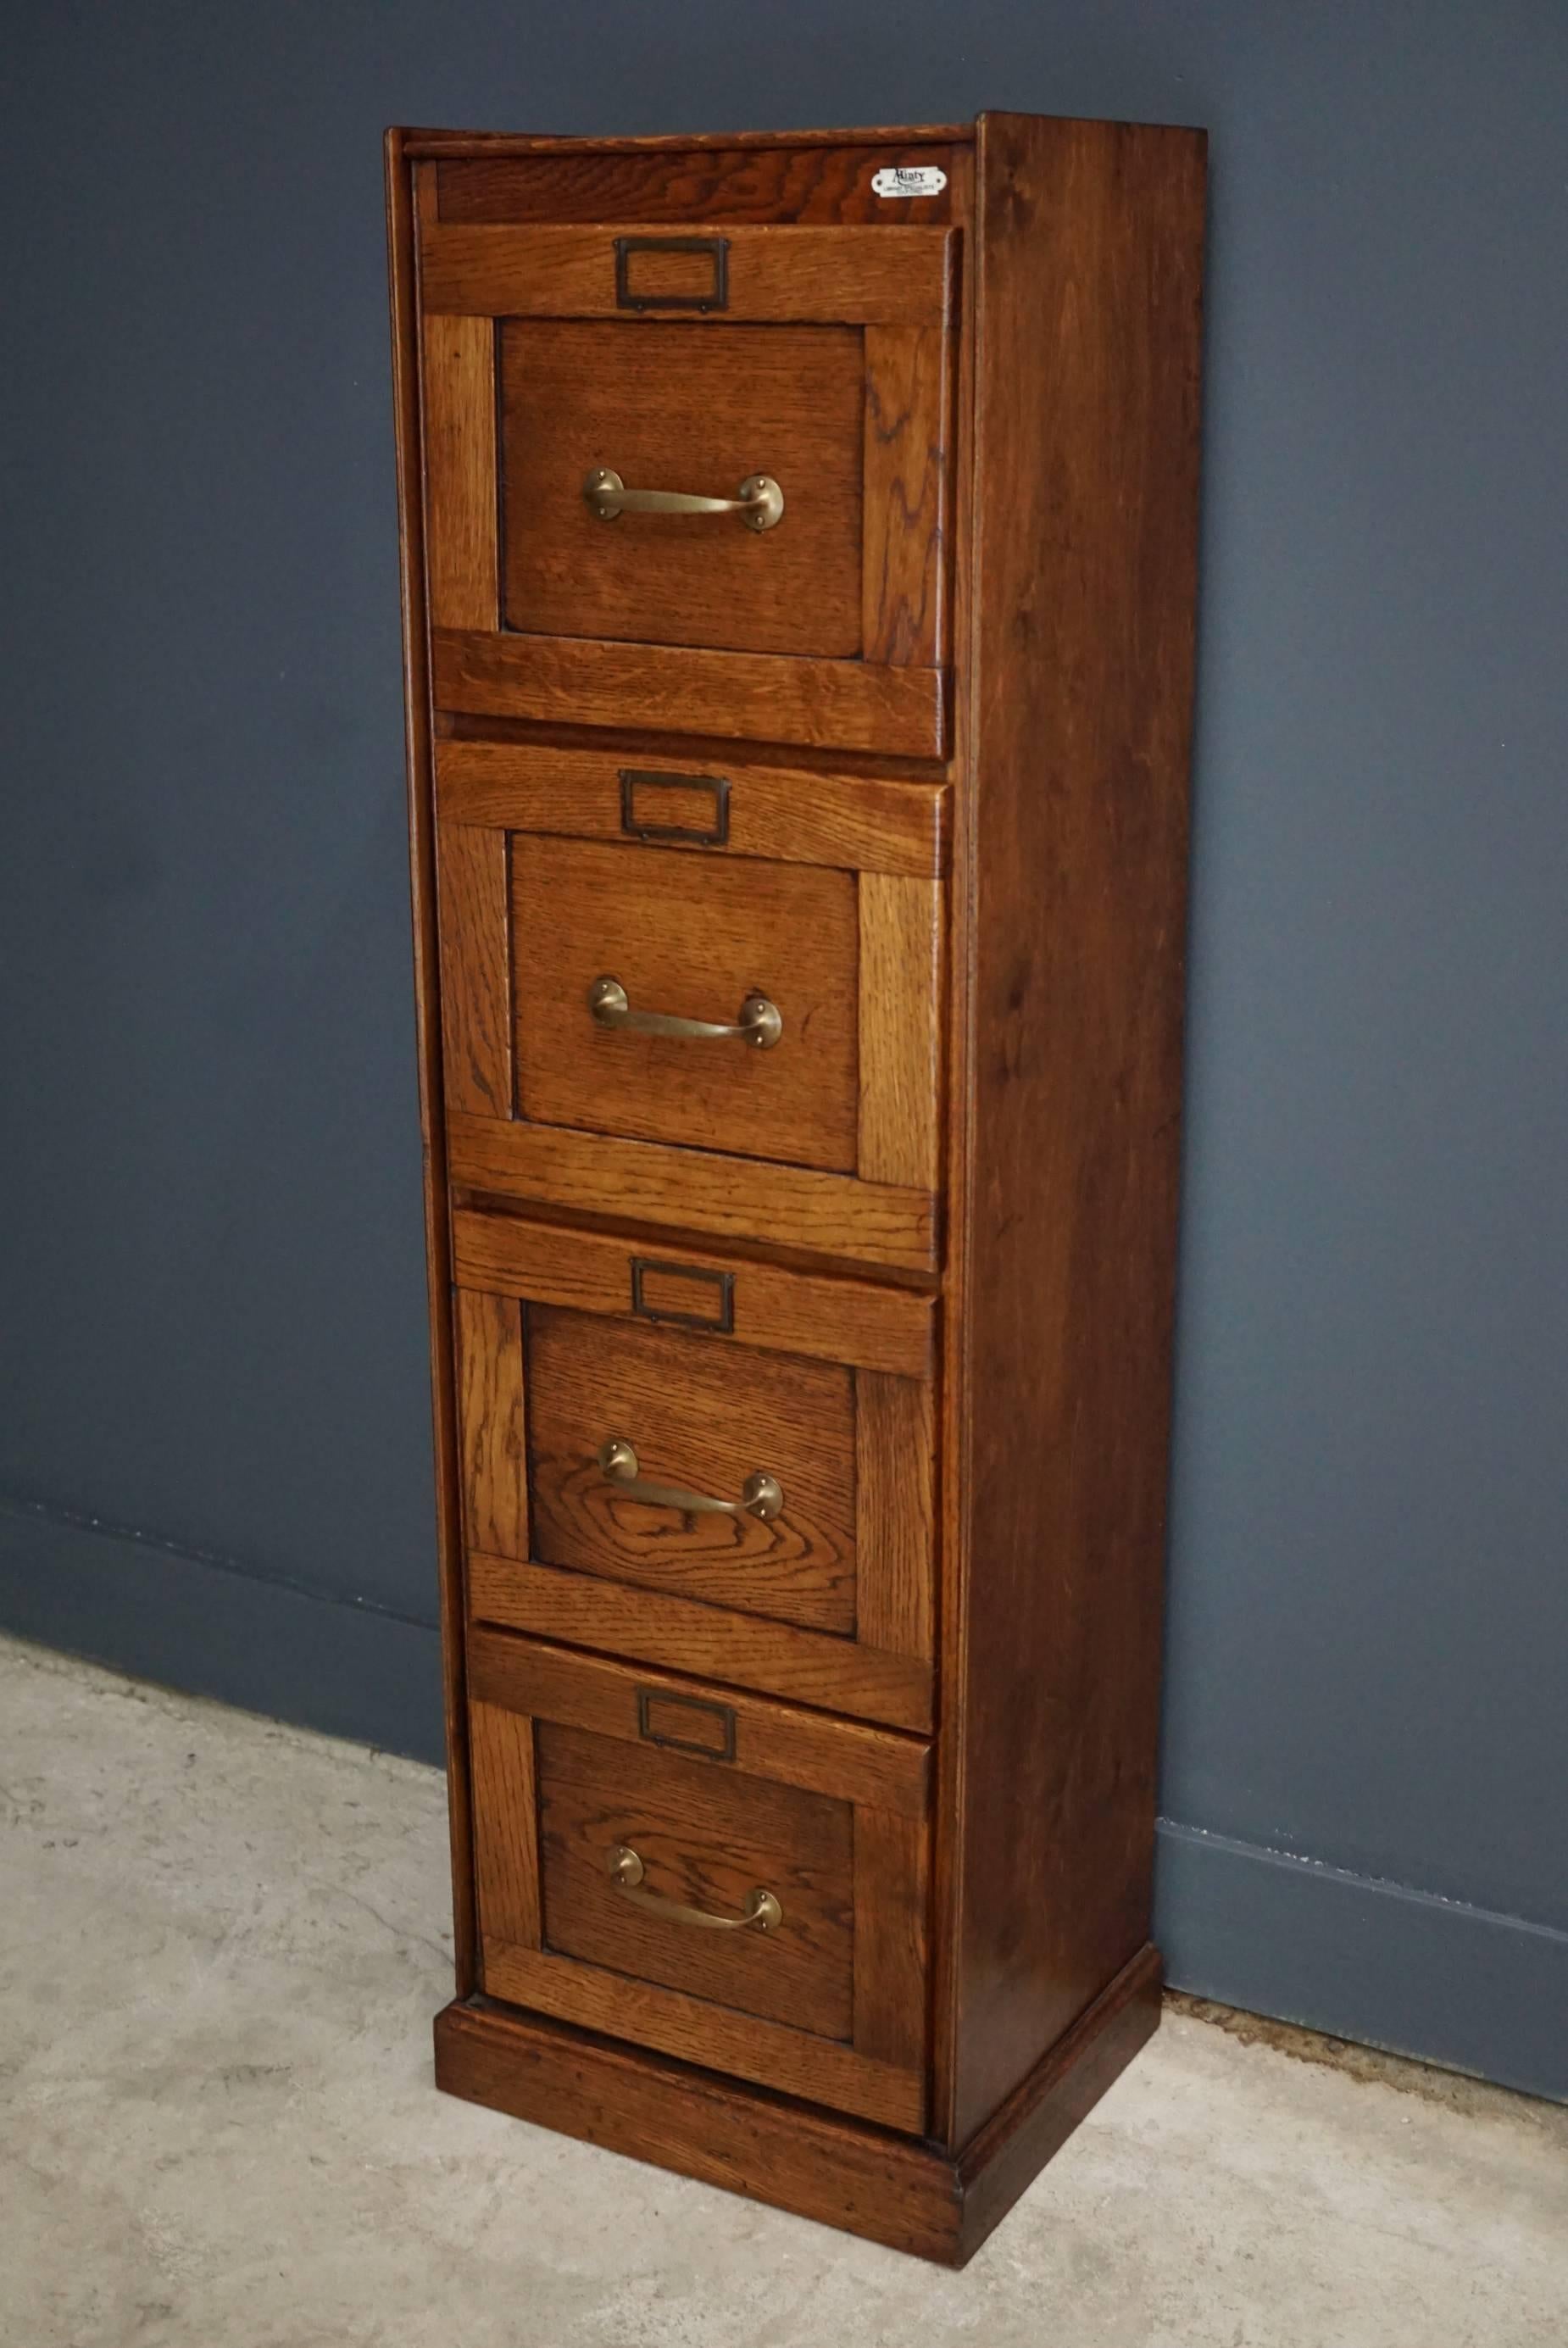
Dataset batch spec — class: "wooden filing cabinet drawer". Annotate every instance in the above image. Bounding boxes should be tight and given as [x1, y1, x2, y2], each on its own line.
[416, 209, 954, 755]
[436, 737, 947, 1276]
[452, 1209, 936, 1731]
[467, 1629, 931, 2131]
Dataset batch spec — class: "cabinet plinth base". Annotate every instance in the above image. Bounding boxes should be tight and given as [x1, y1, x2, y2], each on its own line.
[433, 1941, 1162, 2265]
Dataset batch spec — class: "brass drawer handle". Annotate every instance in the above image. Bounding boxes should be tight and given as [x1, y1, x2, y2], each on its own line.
[598, 1436, 784, 1523]
[588, 974, 782, 1050]
[585, 465, 785, 533]
[609, 1844, 782, 1933]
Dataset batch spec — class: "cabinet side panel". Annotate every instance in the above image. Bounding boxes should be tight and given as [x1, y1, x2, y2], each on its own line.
[946, 112, 1206, 2144]
[386, 136, 478, 1991]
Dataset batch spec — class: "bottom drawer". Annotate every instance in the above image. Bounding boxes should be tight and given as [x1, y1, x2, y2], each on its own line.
[466, 1625, 931, 2132]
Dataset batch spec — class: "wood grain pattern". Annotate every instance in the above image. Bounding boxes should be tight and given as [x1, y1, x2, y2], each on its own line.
[431, 627, 948, 760]
[465, 1625, 931, 1816]
[500, 320, 864, 659]
[451, 1207, 934, 1380]
[453, 1287, 528, 1559]
[434, 738, 949, 879]
[434, 1941, 1159, 2262]
[410, 123, 973, 159]
[436, 146, 956, 225]
[854, 1806, 930, 2079]
[511, 834, 860, 1175]
[535, 1719, 854, 2038]
[469, 1699, 542, 1946]
[862, 327, 950, 665]
[938, 111, 1206, 2145]
[468, 1552, 935, 1733]
[481, 1939, 923, 2132]
[420, 313, 498, 631]
[447, 1116, 940, 1279]
[525, 1306, 857, 1633]
[855, 1370, 937, 1661]
[385, 134, 478, 1990]
[858, 872, 944, 1189]
[435, 822, 511, 1120]
[420, 221, 954, 327]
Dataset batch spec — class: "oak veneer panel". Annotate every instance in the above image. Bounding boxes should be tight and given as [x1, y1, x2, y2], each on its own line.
[435, 738, 949, 879]
[446, 1115, 939, 1279]
[862, 327, 950, 665]
[481, 1939, 923, 2132]
[468, 1552, 935, 1732]
[470, 1699, 542, 1946]
[451, 1208, 935, 1380]
[940, 112, 1205, 2144]
[855, 1371, 937, 1661]
[500, 320, 864, 659]
[420, 221, 954, 328]
[525, 1306, 857, 1635]
[436, 146, 956, 225]
[858, 872, 944, 1190]
[465, 1625, 931, 1816]
[510, 834, 860, 1175]
[854, 1806, 930, 2078]
[435, 822, 511, 1122]
[431, 628, 948, 760]
[536, 1719, 855, 2039]
[420, 313, 498, 631]
[453, 1288, 528, 1559]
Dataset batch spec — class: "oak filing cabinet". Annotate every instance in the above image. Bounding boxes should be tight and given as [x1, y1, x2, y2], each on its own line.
[386, 111, 1205, 2263]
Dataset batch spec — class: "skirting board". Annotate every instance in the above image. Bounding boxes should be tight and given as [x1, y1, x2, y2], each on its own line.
[1156, 1818, 1568, 2103]
[3, 1496, 1562, 2105]
[0, 1495, 445, 1764]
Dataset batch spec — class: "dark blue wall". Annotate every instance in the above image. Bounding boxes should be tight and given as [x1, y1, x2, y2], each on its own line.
[3, 2, 1565, 2099]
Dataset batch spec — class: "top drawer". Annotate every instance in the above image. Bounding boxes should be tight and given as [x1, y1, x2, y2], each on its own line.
[416, 191, 954, 757]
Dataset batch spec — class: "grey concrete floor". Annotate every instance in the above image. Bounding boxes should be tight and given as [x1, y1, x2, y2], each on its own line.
[3, 1633, 1565, 2348]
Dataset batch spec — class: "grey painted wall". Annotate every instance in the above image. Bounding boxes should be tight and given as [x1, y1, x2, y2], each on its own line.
[3, 3, 1565, 2100]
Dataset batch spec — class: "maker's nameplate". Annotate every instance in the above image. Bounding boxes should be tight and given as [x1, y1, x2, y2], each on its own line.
[872, 164, 948, 198]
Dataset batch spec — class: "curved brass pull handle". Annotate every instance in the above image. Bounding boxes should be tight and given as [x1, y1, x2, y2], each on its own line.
[588, 974, 782, 1050]
[598, 1436, 784, 1524]
[585, 466, 784, 532]
[608, 1844, 782, 1933]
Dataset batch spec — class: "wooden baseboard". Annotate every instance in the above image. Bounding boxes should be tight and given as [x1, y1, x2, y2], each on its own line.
[433, 1940, 1162, 2264]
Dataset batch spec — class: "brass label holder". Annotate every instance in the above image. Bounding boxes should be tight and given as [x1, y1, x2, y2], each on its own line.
[630, 1257, 736, 1333]
[619, 768, 731, 849]
[636, 1687, 737, 1761]
[614, 234, 730, 313]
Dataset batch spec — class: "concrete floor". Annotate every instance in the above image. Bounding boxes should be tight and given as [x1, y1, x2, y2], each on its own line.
[3, 1634, 1565, 2348]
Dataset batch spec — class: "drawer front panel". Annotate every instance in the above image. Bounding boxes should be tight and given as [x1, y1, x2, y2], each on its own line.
[526, 1306, 857, 1634]
[537, 1718, 854, 2036]
[453, 1211, 937, 1729]
[467, 1631, 929, 2129]
[500, 320, 864, 659]
[511, 834, 859, 1173]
